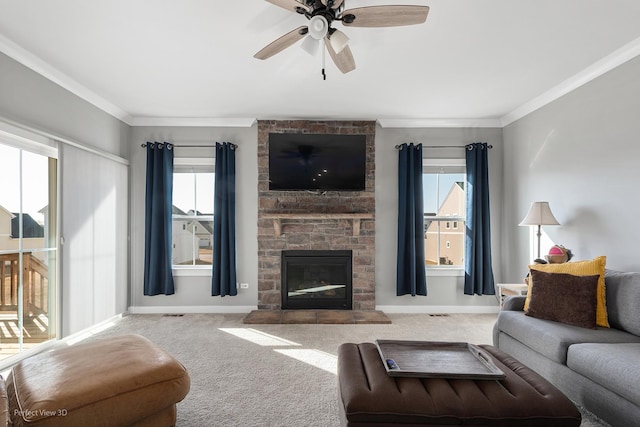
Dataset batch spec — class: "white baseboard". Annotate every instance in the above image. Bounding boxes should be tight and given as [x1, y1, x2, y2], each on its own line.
[129, 305, 498, 315]
[128, 305, 257, 314]
[377, 305, 500, 314]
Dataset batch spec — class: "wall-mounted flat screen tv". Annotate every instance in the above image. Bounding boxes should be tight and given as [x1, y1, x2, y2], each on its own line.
[269, 133, 366, 191]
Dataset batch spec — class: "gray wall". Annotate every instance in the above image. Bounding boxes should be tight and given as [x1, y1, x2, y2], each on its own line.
[0, 52, 130, 336]
[502, 55, 640, 281]
[129, 126, 258, 311]
[0, 52, 129, 158]
[375, 125, 503, 311]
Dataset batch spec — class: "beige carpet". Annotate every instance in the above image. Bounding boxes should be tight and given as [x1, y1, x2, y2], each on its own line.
[86, 313, 609, 427]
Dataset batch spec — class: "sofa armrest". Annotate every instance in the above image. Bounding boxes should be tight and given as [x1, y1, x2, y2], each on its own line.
[0, 375, 7, 427]
[502, 295, 526, 311]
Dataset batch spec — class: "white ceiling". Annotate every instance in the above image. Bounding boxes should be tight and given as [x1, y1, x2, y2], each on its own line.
[1, 0, 640, 127]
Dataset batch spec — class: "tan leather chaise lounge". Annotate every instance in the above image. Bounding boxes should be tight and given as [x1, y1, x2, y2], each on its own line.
[1, 334, 190, 427]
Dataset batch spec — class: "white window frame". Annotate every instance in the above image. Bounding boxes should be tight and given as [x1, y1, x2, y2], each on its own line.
[0, 121, 60, 359]
[172, 157, 214, 277]
[423, 158, 466, 277]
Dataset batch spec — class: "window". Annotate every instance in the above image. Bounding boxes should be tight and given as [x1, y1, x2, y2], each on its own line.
[423, 160, 466, 268]
[0, 139, 58, 360]
[172, 158, 214, 269]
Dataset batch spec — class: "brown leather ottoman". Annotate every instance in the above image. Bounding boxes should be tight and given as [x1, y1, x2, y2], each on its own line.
[338, 343, 581, 427]
[4, 334, 190, 427]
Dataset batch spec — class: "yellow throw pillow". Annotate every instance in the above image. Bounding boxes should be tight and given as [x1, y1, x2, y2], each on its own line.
[524, 256, 609, 328]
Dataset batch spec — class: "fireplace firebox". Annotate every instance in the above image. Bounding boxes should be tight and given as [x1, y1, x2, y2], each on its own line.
[281, 250, 353, 310]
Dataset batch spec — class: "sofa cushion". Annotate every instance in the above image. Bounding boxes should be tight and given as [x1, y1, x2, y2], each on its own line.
[496, 310, 640, 364]
[604, 269, 640, 336]
[567, 343, 640, 406]
[526, 256, 608, 327]
[526, 270, 598, 329]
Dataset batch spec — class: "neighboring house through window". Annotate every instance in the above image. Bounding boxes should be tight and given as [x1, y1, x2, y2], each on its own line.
[172, 157, 214, 271]
[422, 159, 466, 268]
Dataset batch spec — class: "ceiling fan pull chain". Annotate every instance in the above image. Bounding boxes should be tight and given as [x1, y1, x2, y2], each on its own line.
[322, 41, 327, 80]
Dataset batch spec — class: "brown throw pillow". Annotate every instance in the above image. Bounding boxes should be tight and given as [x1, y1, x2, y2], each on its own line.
[525, 269, 599, 329]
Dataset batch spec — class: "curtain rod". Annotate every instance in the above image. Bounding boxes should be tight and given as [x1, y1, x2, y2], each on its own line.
[140, 142, 237, 149]
[394, 144, 493, 150]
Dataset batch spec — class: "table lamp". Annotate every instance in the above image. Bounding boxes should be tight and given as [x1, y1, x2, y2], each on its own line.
[519, 201, 560, 259]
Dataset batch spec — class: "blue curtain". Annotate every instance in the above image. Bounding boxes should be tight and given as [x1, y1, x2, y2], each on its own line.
[464, 142, 495, 295]
[212, 142, 237, 297]
[143, 142, 175, 296]
[397, 143, 427, 296]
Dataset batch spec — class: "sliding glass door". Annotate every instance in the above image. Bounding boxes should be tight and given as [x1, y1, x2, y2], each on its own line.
[0, 142, 58, 361]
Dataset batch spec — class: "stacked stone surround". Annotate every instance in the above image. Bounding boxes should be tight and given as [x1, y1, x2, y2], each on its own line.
[257, 120, 376, 311]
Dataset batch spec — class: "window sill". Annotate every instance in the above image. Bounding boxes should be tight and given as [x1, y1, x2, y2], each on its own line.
[172, 267, 212, 277]
[426, 267, 464, 277]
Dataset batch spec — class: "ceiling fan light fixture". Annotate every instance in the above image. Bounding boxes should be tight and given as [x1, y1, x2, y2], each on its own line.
[308, 15, 329, 40]
[328, 29, 349, 54]
[301, 35, 321, 55]
[257, 1, 430, 76]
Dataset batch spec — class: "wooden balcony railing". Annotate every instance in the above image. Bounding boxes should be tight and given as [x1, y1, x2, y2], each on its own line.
[0, 252, 49, 316]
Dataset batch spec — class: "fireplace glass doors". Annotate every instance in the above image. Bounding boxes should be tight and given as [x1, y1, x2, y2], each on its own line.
[281, 250, 352, 310]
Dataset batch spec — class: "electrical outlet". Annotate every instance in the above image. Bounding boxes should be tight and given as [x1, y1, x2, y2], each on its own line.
[240, 283, 249, 289]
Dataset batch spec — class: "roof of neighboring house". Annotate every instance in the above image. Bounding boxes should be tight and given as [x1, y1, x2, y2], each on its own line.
[11, 213, 44, 238]
[172, 206, 213, 236]
[0, 204, 14, 218]
[172, 205, 187, 215]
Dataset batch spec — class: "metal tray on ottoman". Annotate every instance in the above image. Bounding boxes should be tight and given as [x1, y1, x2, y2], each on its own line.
[337, 342, 581, 427]
[375, 340, 505, 380]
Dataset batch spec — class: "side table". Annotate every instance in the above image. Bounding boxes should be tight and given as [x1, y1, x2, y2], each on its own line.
[498, 283, 529, 307]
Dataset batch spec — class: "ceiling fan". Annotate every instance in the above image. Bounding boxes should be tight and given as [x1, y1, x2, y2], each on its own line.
[254, 0, 429, 76]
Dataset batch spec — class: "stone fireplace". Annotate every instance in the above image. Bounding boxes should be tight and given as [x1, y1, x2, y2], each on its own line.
[257, 120, 376, 311]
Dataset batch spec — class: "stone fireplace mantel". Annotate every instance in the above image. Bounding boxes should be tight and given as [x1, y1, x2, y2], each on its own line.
[262, 213, 375, 237]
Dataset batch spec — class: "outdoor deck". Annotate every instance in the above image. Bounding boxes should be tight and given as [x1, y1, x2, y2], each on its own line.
[0, 252, 53, 361]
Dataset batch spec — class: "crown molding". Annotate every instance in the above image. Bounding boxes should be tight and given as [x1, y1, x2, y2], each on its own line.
[0, 34, 132, 124]
[501, 36, 640, 127]
[128, 117, 256, 127]
[377, 118, 502, 128]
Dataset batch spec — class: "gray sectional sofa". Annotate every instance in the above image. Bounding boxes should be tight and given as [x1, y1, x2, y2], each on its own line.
[493, 269, 640, 427]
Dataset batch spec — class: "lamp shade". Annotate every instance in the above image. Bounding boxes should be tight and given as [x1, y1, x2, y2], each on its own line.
[519, 202, 560, 226]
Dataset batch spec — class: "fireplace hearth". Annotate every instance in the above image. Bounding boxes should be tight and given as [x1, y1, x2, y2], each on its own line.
[281, 250, 353, 310]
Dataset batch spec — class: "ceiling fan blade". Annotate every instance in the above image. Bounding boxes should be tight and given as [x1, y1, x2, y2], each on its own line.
[342, 5, 430, 27]
[254, 26, 308, 60]
[320, 0, 345, 9]
[265, 0, 311, 13]
[325, 37, 355, 74]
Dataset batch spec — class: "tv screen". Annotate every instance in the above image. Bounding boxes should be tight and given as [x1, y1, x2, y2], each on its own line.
[269, 133, 366, 191]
